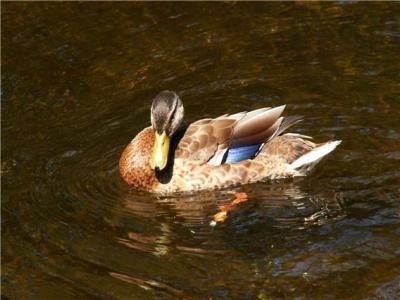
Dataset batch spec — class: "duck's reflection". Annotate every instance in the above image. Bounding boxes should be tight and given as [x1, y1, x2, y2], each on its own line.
[115, 181, 346, 256]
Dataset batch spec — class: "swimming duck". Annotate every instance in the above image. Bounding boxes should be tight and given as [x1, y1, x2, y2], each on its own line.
[119, 91, 341, 194]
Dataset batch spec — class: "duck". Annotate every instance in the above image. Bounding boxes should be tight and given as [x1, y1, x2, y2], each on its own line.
[119, 91, 341, 194]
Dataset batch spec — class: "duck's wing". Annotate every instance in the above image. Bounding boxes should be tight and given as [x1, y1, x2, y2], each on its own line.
[175, 105, 302, 166]
[175, 117, 240, 163]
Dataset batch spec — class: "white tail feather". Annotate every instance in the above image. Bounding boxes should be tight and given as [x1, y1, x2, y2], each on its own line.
[289, 140, 341, 174]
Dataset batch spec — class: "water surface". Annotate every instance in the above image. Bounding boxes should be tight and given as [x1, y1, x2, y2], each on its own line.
[2, 2, 400, 299]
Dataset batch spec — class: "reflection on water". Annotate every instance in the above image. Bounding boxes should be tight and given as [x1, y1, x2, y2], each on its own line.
[2, 2, 400, 299]
[119, 182, 347, 258]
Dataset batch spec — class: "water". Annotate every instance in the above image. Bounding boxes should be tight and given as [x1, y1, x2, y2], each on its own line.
[2, 2, 400, 299]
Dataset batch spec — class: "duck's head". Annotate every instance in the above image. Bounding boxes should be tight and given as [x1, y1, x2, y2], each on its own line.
[149, 91, 184, 171]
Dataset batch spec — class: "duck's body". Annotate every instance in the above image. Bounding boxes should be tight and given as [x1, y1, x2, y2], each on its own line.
[119, 91, 341, 194]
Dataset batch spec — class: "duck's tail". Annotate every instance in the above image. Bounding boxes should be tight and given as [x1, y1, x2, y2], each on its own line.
[288, 140, 342, 175]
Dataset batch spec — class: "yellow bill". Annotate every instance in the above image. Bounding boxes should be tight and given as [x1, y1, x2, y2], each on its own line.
[150, 131, 170, 171]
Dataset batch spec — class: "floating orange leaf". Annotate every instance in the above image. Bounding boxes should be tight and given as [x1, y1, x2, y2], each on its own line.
[210, 192, 249, 226]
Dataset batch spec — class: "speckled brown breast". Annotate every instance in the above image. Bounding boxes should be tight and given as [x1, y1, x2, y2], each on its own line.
[119, 128, 158, 191]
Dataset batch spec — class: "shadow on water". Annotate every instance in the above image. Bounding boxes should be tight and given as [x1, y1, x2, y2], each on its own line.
[2, 2, 400, 299]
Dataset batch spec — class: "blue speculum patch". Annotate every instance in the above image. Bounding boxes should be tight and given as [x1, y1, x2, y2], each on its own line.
[225, 144, 261, 163]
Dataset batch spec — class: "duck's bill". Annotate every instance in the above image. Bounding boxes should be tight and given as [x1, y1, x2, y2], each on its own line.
[150, 131, 170, 171]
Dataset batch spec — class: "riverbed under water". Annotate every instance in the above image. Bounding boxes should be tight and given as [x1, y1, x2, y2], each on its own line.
[2, 2, 400, 299]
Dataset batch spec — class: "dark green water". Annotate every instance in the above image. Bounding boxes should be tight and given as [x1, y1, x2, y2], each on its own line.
[2, 2, 400, 299]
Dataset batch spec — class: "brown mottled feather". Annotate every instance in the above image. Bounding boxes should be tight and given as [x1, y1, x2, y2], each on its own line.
[261, 134, 316, 163]
[175, 106, 288, 162]
[175, 118, 237, 162]
[119, 128, 158, 190]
